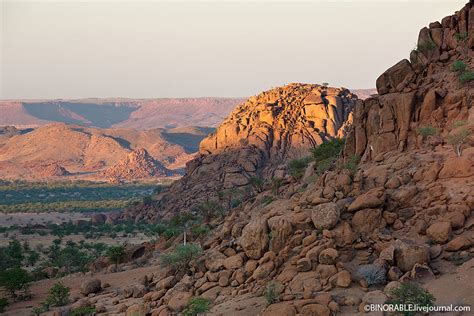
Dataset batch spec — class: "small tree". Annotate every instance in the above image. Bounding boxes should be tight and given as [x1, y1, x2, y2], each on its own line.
[447, 128, 471, 157]
[0, 268, 32, 299]
[106, 245, 126, 268]
[45, 282, 70, 307]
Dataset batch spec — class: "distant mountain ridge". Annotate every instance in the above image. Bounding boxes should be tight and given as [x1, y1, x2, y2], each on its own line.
[0, 123, 213, 180]
[0, 91, 375, 129]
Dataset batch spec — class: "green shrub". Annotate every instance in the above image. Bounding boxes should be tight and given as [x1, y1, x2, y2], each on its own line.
[459, 71, 474, 83]
[271, 178, 284, 196]
[70, 306, 96, 316]
[416, 126, 438, 141]
[0, 267, 31, 298]
[249, 176, 265, 193]
[415, 40, 437, 53]
[389, 283, 435, 316]
[447, 128, 471, 157]
[264, 282, 279, 304]
[455, 32, 469, 42]
[261, 195, 275, 206]
[0, 297, 8, 313]
[341, 155, 361, 174]
[312, 138, 345, 161]
[288, 157, 312, 179]
[452, 60, 467, 72]
[106, 245, 126, 267]
[45, 282, 70, 307]
[191, 225, 210, 237]
[160, 244, 202, 273]
[183, 297, 212, 316]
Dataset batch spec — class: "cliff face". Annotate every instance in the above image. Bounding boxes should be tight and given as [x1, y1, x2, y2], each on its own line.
[345, 3, 474, 160]
[128, 84, 357, 220]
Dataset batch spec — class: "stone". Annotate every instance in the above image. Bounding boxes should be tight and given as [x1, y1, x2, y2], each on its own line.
[394, 242, 430, 272]
[347, 188, 385, 212]
[167, 292, 192, 312]
[300, 304, 330, 316]
[426, 221, 452, 243]
[335, 270, 352, 288]
[263, 302, 297, 316]
[297, 258, 312, 272]
[223, 254, 244, 270]
[311, 202, 340, 230]
[351, 209, 382, 234]
[126, 304, 149, 316]
[446, 236, 472, 251]
[376, 59, 414, 95]
[240, 219, 269, 259]
[318, 248, 339, 265]
[80, 279, 101, 296]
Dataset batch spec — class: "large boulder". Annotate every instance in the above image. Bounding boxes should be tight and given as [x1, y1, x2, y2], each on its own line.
[311, 202, 340, 230]
[376, 59, 414, 95]
[240, 219, 270, 259]
[426, 221, 452, 244]
[394, 242, 430, 272]
[80, 279, 102, 295]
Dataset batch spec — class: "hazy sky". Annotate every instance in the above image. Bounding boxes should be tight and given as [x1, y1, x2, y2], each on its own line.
[0, 0, 467, 99]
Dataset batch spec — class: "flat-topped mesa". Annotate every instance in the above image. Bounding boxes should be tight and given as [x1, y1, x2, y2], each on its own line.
[345, 2, 474, 161]
[200, 83, 356, 159]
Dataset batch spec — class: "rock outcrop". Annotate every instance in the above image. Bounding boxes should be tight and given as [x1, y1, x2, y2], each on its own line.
[37, 162, 71, 177]
[127, 84, 357, 220]
[101, 148, 170, 181]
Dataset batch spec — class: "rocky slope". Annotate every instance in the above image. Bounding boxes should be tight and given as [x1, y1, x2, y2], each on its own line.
[0, 123, 210, 180]
[108, 3, 473, 316]
[126, 84, 358, 220]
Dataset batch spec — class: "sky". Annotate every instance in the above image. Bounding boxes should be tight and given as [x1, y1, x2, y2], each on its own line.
[0, 0, 468, 99]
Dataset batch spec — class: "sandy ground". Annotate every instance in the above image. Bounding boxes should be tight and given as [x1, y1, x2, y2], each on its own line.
[0, 212, 88, 227]
[3, 262, 162, 316]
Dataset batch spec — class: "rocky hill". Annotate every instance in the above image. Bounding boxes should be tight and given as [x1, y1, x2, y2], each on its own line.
[100, 148, 171, 182]
[0, 123, 211, 180]
[112, 3, 473, 316]
[126, 84, 358, 220]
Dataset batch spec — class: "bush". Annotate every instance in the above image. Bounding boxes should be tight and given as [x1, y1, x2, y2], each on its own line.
[271, 178, 283, 196]
[0, 297, 8, 313]
[446, 127, 471, 157]
[312, 138, 345, 161]
[197, 201, 224, 223]
[0, 268, 32, 299]
[455, 32, 469, 42]
[357, 264, 386, 286]
[415, 40, 437, 53]
[191, 225, 210, 237]
[459, 71, 474, 83]
[45, 282, 70, 307]
[106, 245, 126, 267]
[70, 306, 96, 316]
[416, 126, 438, 142]
[452, 60, 467, 72]
[249, 176, 265, 193]
[183, 297, 212, 316]
[341, 155, 360, 174]
[160, 244, 202, 273]
[264, 282, 279, 304]
[288, 157, 311, 180]
[389, 283, 435, 316]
